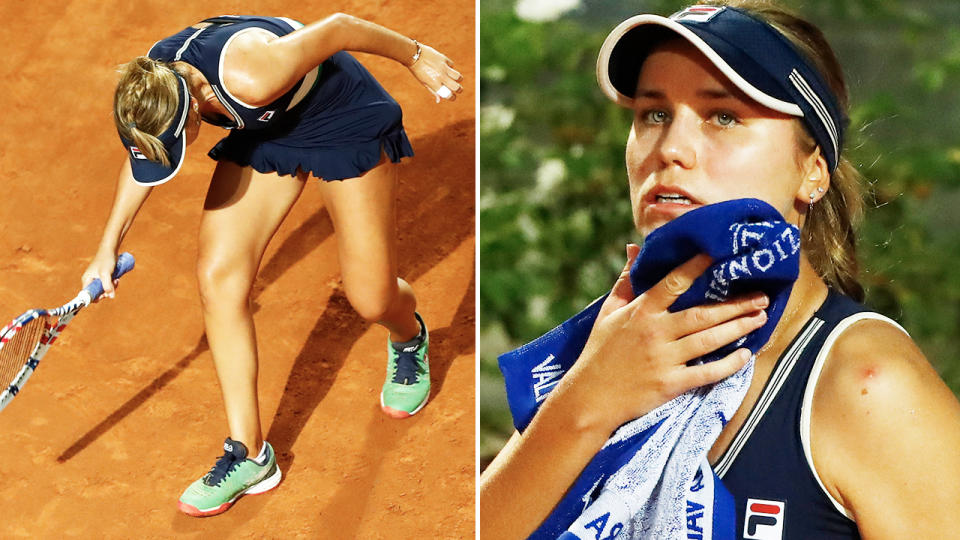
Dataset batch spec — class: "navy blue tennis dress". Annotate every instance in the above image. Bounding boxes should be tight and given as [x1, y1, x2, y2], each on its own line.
[147, 15, 414, 181]
[712, 289, 907, 539]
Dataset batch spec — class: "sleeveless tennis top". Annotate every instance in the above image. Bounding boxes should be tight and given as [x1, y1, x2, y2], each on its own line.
[713, 290, 906, 539]
[147, 15, 320, 131]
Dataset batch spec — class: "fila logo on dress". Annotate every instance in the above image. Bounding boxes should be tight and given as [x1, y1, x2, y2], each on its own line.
[743, 499, 785, 540]
[258, 110, 276, 122]
[129, 146, 147, 160]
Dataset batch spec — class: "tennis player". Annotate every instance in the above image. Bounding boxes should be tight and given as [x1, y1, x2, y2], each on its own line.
[81, 14, 461, 516]
[480, 1, 960, 537]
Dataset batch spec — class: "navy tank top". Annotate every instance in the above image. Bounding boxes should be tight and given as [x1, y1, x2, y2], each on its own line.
[147, 15, 320, 131]
[713, 290, 906, 539]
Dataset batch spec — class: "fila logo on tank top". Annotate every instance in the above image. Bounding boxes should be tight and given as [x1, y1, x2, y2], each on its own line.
[743, 499, 785, 540]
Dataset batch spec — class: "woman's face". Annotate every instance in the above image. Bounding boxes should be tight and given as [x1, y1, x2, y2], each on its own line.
[626, 39, 826, 236]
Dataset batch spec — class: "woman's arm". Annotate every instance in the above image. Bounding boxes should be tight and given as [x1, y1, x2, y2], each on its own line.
[222, 13, 462, 106]
[81, 158, 152, 296]
[813, 321, 960, 539]
[479, 249, 767, 538]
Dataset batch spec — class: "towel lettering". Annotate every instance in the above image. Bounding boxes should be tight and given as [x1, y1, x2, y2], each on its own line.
[737, 226, 765, 251]
[728, 256, 752, 280]
[781, 227, 800, 253]
[689, 468, 705, 492]
[752, 249, 775, 272]
[729, 221, 774, 255]
[707, 222, 801, 303]
[532, 354, 563, 403]
[686, 500, 705, 538]
[583, 512, 623, 540]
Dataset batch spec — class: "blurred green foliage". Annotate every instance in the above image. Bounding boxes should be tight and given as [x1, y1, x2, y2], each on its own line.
[479, 0, 960, 465]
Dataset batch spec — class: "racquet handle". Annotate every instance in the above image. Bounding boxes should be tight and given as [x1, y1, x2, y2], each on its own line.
[83, 252, 136, 300]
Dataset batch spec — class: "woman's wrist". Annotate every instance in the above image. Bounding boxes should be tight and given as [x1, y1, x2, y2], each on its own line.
[544, 368, 620, 438]
[96, 242, 119, 257]
[408, 39, 422, 66]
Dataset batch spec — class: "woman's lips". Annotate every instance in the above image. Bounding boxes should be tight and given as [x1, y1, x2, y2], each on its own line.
[644, 194, 702, 218]
[644, 201, 701, 220]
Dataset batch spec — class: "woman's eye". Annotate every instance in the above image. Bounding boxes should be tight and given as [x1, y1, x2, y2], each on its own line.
[642, 109, 670, 124]
[713, 111, 738, 127]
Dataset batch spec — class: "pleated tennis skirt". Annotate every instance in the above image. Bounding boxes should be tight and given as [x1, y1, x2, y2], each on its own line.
[208, 51, 415, 181]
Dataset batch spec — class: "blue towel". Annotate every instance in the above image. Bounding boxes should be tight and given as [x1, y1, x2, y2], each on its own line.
[498, 199, 800, 539]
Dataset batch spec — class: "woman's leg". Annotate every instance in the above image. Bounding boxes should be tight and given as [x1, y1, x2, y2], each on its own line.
[316, 160, 419, 339]
[316, 159, 427, 417]
[196, 161, 306, 454]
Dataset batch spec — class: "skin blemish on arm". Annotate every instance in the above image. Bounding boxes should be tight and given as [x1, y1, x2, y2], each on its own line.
[859, 367, 879, 397]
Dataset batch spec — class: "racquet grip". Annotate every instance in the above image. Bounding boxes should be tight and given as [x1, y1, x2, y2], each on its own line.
[83, 252, 136, 300]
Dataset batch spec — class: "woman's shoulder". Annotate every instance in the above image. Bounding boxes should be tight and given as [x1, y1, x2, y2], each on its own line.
[817, 316, 934, 409]
[219, 27, 282, 107]
[814, 315, 951, 430]
[810, 314, 960, 531]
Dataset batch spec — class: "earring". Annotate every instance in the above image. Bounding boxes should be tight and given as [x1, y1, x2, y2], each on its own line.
[809, 186, 825, 206]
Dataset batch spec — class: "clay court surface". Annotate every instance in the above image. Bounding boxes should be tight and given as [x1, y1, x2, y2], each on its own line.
[0, 1, 474, 537]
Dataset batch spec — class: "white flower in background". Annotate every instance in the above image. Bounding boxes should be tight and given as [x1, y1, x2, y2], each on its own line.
[527, 295, 550, 322]
[536, 158, 566, 194]
[515, 0, 581, 22]
[481, 103, 516, 134]
[483, 64, 507, 82]
[516, 212, 540, 241]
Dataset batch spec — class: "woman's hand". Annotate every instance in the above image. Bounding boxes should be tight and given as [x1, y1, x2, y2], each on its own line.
[562, 246, 769, 431]
[408, 43, 463, 103]
[81, 250, 119, 301]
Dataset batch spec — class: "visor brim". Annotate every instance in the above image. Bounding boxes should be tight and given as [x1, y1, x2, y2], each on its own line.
[596, 14, 803, 117]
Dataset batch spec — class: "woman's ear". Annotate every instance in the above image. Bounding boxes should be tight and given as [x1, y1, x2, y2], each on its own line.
[794, 145, 830, 206]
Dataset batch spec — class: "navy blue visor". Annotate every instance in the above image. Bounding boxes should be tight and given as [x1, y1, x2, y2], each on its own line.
[597, 5, 846, 172]
[118, 71, 190, 185]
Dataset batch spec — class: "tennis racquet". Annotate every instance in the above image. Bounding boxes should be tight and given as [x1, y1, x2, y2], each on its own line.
[0, 252, 135, 413]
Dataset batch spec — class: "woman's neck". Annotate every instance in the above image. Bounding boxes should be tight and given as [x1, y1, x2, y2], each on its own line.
[757, 255, 829, 363]
[173, 61, 226, 117]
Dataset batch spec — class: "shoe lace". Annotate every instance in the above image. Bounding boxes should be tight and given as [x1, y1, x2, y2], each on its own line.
[204, 450, 240, 487]
[392, 346, 422, 385]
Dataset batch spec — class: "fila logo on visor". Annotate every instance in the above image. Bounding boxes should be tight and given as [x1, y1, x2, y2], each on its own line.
[671, 5, 726, 22]
[258, 110, 275, 122]
[743, 498, 785, 540]
[129, 146, 147, 160]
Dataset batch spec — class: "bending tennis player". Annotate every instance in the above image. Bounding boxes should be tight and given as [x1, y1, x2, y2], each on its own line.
[81, 14, 461, 517]
[480, 1, 960, 538]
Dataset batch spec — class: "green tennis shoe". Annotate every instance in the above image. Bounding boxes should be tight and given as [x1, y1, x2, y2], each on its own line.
[178, 438, 282, 517]
[381, 312, 430, 418]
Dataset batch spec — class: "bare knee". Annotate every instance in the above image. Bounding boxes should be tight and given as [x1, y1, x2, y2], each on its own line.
[344, 283, 397, 323]
[196, 254, 255, 312]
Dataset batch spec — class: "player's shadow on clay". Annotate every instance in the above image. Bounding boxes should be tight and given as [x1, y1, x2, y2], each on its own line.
[57, 119, 475, 464]
[304, 273, 473, 537]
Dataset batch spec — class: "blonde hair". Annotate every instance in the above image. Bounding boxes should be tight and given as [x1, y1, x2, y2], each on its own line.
[113, 56, 182, 167]
[701, 0, 866, 301]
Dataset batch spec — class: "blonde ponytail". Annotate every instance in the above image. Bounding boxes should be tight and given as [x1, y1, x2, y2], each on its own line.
[113, 56, 182, 167]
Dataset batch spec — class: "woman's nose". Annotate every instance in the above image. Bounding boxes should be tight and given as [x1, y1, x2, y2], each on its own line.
[657, 110, 698, 169]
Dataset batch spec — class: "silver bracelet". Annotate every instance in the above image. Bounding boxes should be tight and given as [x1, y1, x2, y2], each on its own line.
[411, 40, 422, 64]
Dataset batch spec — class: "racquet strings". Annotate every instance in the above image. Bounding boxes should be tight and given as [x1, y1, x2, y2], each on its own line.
[0, 316, 48, 387]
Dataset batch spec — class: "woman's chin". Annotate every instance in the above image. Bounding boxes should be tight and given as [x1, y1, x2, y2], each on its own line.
[639, 203, 702, 234]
